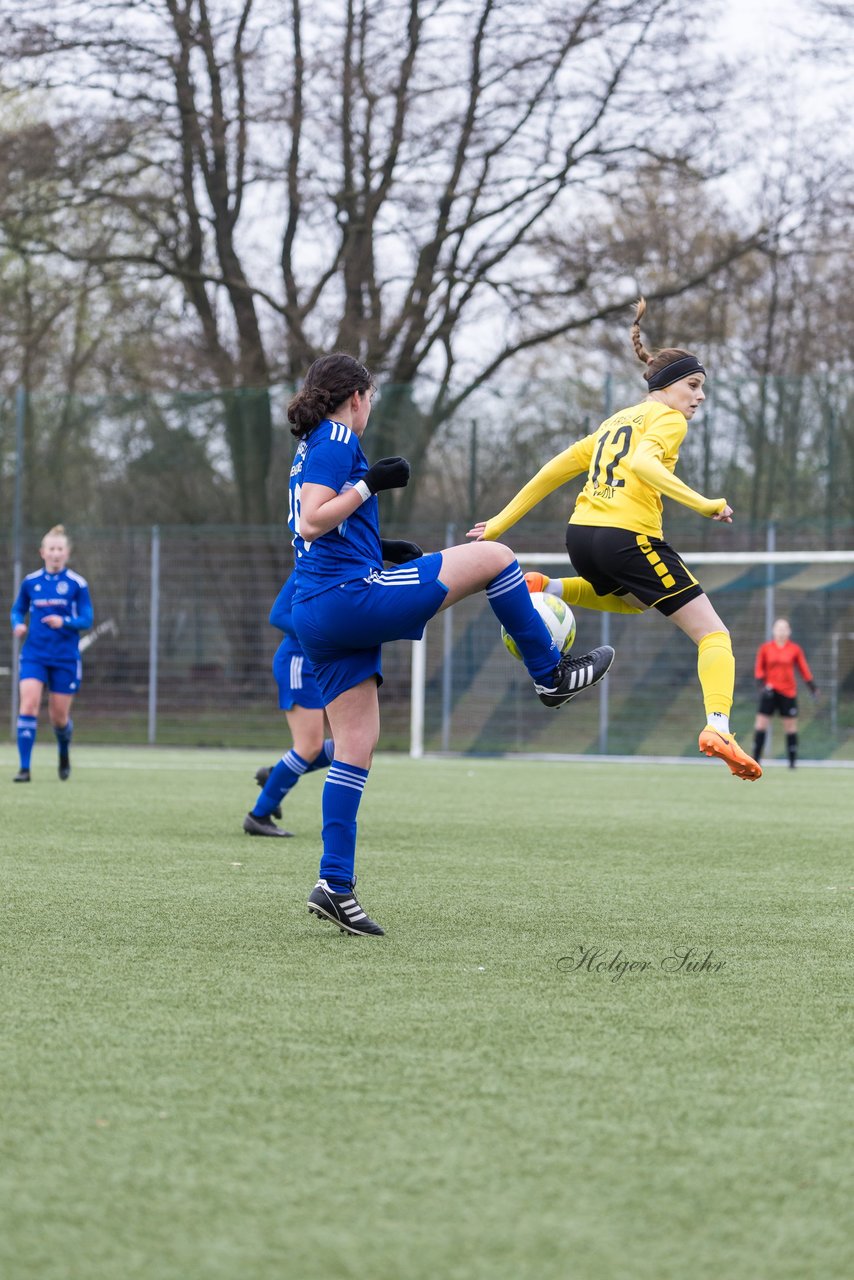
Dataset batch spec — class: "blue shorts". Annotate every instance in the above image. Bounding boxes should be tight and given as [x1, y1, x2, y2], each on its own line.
[19, 655, 82, 694]
[292, 552, 448, 704]
[272, 645, 325, 711]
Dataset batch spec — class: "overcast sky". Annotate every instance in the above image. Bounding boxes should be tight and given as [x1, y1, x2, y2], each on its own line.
[719, 0, 849, 140]
[722, 0, 846, 77]
[722, 0, 802, 46]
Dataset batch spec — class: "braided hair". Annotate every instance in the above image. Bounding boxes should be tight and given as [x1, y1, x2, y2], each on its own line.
[631, 298, 699, 386]
[288, 353, 374, 439]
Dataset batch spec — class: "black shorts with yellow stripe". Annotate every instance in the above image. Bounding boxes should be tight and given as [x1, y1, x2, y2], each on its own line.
[564, 524, 704, 617]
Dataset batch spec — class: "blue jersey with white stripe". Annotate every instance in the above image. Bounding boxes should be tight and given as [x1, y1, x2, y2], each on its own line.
[269, 572, 302, 658]
[269, 570, 323, 704]
[289, 419, 383, 602]
[11, 567, 93, 662]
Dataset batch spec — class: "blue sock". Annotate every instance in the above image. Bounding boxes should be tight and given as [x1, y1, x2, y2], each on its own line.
[319, 760, 369, 893]
[305, 738, 334, 773]
[486, 562, 559, 680]
[253, 740, 335, 818]
[54, 719, 73, 755]
[253, 749, 309, 818]
[17, 716, 37, 770]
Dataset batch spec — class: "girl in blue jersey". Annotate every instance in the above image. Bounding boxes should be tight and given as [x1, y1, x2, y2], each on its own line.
[242, 571, 335, 837]
[287, 353, 615, 936]
[10, 525, 93, 783]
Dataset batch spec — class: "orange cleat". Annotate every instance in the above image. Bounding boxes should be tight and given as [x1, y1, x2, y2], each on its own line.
[698, 728, 763, 781]
[524, 571, 550, 594]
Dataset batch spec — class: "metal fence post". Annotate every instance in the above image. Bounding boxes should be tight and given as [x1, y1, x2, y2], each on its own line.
[440, 522, 455, 752]
[148, 525, 160, 744]
[830, 632, 838, 742]
[764, 521, 776, 758]
[410, 637, 425, 759]
[598, 375, 613, 756]
[10, 387, 26, 739]
[764, 521, 776, 639]
[598, 613, 610, 756]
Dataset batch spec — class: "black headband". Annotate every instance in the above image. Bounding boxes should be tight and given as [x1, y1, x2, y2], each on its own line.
[647, 355, 706, 391]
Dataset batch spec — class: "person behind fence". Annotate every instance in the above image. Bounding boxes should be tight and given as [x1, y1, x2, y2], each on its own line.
[10, 525, 93, 784]
[287, 352, 615, 936]
[752, 618, 817, 769]
[242, 571, 334, 837]
[467, 297, 762, 783]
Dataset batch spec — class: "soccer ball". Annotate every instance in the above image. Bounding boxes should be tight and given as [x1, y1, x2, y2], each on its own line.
[501, 591, 576, 661]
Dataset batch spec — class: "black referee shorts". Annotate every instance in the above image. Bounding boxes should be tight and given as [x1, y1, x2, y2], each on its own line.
[564, 524, 704, 617]
[758, 688, 798, 718]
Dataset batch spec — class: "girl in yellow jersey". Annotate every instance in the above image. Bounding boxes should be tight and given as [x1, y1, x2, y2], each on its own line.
[467, 298, 762, 781]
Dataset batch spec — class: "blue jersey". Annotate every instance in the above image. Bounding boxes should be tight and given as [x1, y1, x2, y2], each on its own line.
[289, 419, 383, 602]
[269, 571, 324, 708]
[269, 573, 302, 658]
[11, 567, 94, 662]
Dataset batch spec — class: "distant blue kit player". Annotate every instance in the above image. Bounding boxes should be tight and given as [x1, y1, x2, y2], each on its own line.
[242, 572, 335, 837]
[10, 525, 93, 783]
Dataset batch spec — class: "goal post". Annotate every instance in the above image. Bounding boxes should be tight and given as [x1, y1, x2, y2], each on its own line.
[408, 549, 854, 763]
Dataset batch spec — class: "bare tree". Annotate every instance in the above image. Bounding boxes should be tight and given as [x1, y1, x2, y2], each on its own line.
[1, 0, 764, 521]
[0, 103, 207, 526]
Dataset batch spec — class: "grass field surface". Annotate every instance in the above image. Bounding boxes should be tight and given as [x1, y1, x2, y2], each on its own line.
[1, 744, 852, 1280]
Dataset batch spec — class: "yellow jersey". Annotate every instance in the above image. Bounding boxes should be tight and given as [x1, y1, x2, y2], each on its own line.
[483, 400, 725, 542]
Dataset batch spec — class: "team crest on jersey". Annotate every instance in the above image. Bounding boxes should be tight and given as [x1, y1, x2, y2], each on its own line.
[57, 581, 69, 594]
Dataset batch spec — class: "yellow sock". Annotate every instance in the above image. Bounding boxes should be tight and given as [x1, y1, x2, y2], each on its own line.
[697, 630, 734, 719]
[557, 577, 645, 616]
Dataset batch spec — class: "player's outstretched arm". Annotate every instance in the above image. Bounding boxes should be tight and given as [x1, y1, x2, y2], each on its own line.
[630, 438, 728, 519]
[468, 440, 593, 542]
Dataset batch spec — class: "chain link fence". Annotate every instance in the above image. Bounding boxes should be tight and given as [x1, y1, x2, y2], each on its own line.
[0, 525, 416, 750]
[416, 551, 854, 763]
[2, 523, 852, 760]
[2, 372, 852, 756]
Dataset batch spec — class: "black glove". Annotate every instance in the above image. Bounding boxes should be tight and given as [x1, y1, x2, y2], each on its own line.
[381, 538, 423, 565]
[362, 456, 411, 494]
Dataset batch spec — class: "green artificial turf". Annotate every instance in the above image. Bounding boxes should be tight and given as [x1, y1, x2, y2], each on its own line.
[1, 745, 852, 1280]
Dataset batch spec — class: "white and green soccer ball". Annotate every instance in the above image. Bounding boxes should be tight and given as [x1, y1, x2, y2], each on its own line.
[501, 591, 576, 662]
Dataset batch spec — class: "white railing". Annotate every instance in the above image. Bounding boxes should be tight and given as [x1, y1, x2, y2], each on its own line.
[409, 548, 854, 760]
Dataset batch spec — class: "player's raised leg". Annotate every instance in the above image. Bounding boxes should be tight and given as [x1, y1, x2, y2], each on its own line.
[437, 543, 614, 708]
[524, 571, 645, 616]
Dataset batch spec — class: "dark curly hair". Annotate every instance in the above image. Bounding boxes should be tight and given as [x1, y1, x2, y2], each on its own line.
[287, 353, 374, 439]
